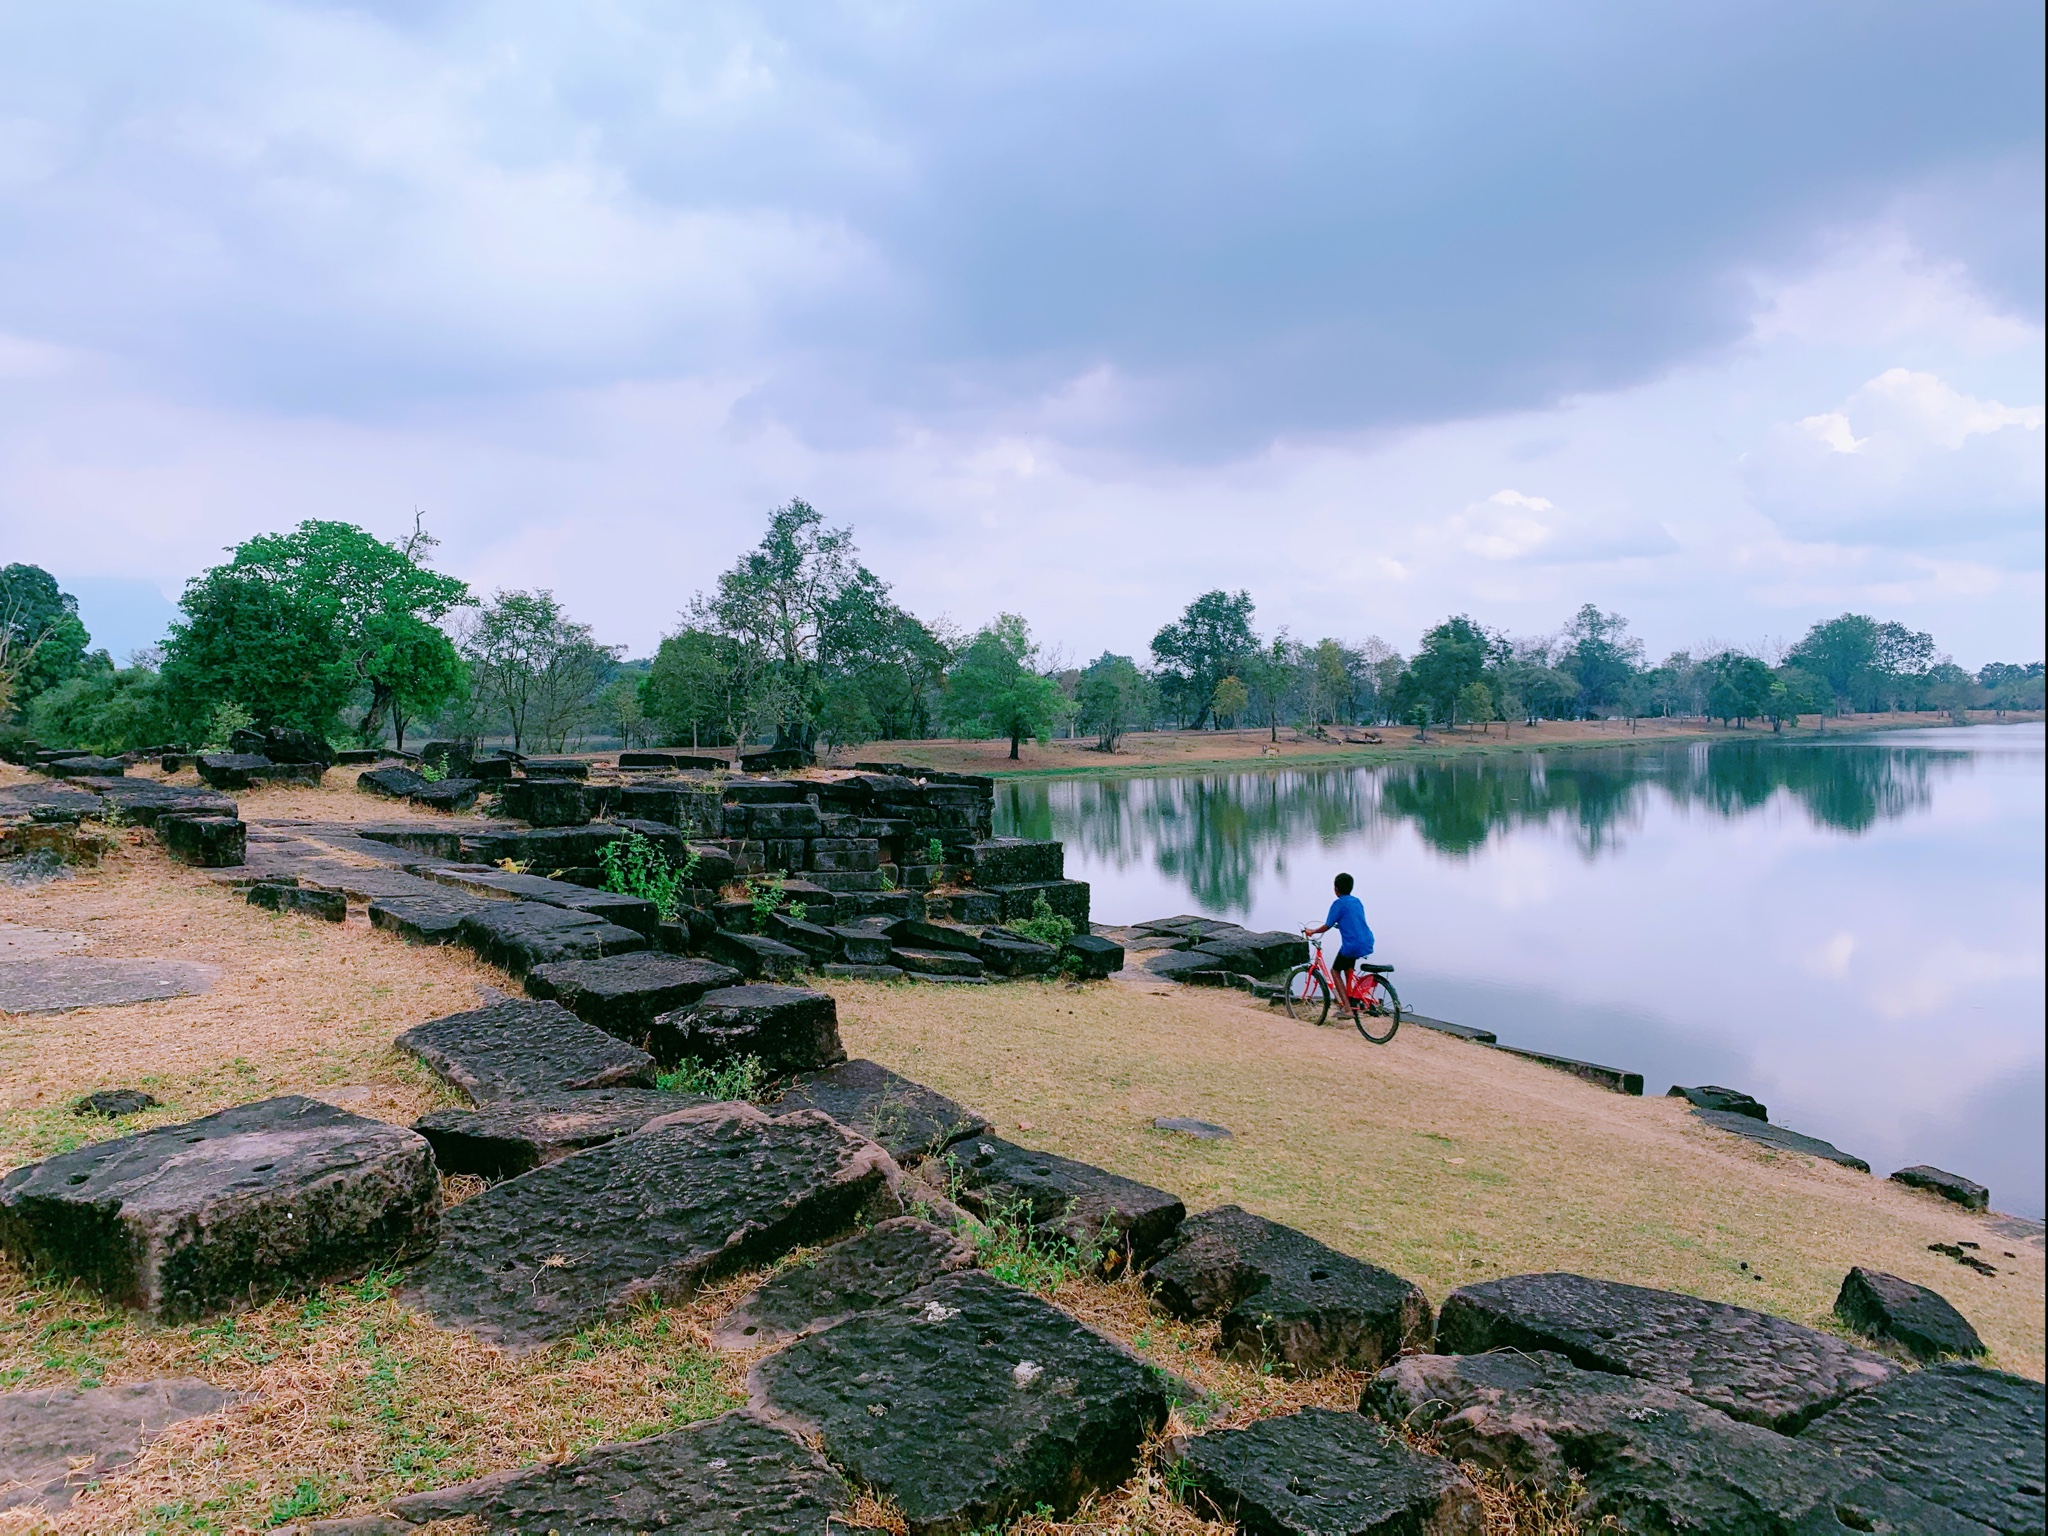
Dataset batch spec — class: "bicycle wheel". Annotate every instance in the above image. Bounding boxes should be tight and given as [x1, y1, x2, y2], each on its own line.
[1355, 976, 1401, 1044]
[1283, 965, 1331, 1025]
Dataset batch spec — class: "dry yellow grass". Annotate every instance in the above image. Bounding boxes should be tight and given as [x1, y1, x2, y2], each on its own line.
[0, 772, 2039, 1532]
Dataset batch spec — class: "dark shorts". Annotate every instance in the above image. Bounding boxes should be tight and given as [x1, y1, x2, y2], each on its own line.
[1333, 951, 1368, 974]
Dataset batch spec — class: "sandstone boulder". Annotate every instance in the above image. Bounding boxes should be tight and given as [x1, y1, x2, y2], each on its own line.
[1833, 1266, 1986, 1361]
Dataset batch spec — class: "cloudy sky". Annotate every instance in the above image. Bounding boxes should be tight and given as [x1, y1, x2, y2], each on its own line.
[2, 1, 2041, 666]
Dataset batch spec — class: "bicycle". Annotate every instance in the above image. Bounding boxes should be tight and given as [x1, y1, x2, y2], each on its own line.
[1284, 931, 1401, 1043]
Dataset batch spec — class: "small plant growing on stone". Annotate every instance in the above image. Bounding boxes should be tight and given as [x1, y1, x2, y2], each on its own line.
[924, 836, 945, 866]
[416, 760, 447, 783]
[786, 900, 807, 923]
[747, 873, 786, 931]
[657, 1054, 768, 1101]
[600, 832, 699, 923]
[1011, 894, 1075, 949]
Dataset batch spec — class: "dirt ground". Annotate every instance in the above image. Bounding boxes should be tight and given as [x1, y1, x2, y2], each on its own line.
[0, 770, 2040, 1533]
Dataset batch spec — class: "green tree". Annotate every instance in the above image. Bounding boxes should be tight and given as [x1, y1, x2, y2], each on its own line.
[1456, 680, 1495, 732]
[1978, 662, 2045, 715]
[1561, 603, 1644, 715]
[642, 626, 787, 757]
[26, 663, 173, 753]
[1767, 666, 1825, 732]
[597, 670, 650, 748]
[1151, 590, 1258, 728]
[1211, 675, 1250, 727]
[1401, 616, 1492, 726]
[1706, 651, 1773, 726]
[1075, 653, 1151, 753]
[0, 564, 94, 717]
[161, 520, 470, 742]
[1785, 613, 1938, 713]
[943, 614, 1067, 759]
[462, 590, 618, 752]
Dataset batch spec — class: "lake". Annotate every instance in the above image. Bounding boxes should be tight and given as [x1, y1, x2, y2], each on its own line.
[996, 723, 2046, 1218]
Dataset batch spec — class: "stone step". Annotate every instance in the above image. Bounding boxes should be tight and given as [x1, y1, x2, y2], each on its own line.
[523, 953, 741, 1052]
[412, 1088, 704, 1179]
[651, 984, 845, 1075]
[394, 999, 657, 1104]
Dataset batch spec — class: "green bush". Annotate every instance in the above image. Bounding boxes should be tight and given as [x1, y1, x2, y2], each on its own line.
[25, 666, 175, 754]
[747, 873, 786, 931]
[1010, 895, 1075, 949]
[657, 1055, 768, 1100]
[599, 832, 700, 924]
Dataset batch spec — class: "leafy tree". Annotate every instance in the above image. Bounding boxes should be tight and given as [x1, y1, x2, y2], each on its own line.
[596, 671, 650, 748]
[1561, 603, 1644, 715]
[1978, 661, 2045, 714]
[642, 626, 788, 756]
[463, 590, 618, 752]
[26, 662, 173, 752]
[1211, 675, 1250, 728]
[1400, 615, 1492, 726]
[943, 614, 1068, 759]
[1456, 680, 1495, 732]
[1151, 590, 1257, 728]
[161, 520, 471, 742]
[1920, 661, 1979, 721]
[1705, 651, 1773, 726]
[1767, 666, 1826, 731]
[1075, 653, 1152, 753]
[1786, 613, 1938, 713]
[0, 564, 93, 715]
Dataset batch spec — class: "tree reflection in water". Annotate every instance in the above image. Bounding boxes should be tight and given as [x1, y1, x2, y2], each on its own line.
[997, 738, 1964, 912]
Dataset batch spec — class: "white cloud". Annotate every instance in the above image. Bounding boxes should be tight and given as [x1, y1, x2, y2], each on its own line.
[1448, 491, 1556, 561]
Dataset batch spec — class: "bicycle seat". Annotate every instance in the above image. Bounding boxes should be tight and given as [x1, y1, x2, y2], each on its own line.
[1357, 960, 1393, 973]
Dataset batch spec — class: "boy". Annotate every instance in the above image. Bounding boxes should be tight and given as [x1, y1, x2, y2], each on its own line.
[1309, 872, 1374, 991]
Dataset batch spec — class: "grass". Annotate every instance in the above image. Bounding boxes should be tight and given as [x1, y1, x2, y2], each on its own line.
[655, 1054, 769, 1101]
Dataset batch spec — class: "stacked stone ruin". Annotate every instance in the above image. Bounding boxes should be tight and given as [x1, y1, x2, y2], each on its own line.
[1, 749, 2042, 1530]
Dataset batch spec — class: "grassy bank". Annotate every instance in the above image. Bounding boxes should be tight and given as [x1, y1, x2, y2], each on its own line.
[0, 778, 2040, 1532]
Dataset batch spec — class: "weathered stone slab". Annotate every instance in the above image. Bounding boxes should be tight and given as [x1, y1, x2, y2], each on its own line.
[1153, 1116, 1231, 1140]
[409, 778, 480, 813]
[775, 1059, 987, 1165]
[456, 901, 647, 978]
[961, 838, 1064, 886]
[819, 962, 903, 981]
[1145, 1205, 1429, 1375]
[1174, 1406, 1482, 1536]
[752, 1270, 1168, 1532]
[0, 1378, 237, 1511]
[424, 865, 659, 935]
[0, 921, 86, 960]
[75, 1088, 161, 1117]
[1891, 1164, 1990, 1211]
[653, 984, 846, 1076]
[0, 957, 218, 1014]
[368, 892, 490, 945]
[977, 931, 1057, 976]
[1368, 1351, 1978, 1536]
[1797, 1361, 2044, 1534]
[832, 925, 898, 965]
[54, 754, 126, 777]
[1693, 1107, 1869, 1169]
[1435, 1271, 1895, 1431]
[1062, 933, 1124, 978]
[0, 1095, 439, 1321]
[712, 1217, 975, 1351]
[246, 881, 347, 921]
[229, 725, 333, 765]
[404, 1104, 899, 1349]
[158, 814, 247, 867]
[1668, 1083, 1767, 1120]
[1834, 1266, 1986, 1361]
[357, 766, 429, 799]
[91, 780, 238, 826]
[891, 946, 983, 978]
[395, 999, 655, 1103]
[523, 953, 742, 1052]
[947, 1136, 1184, 1269]
[1189, 929, 1309, 977]
[1494, 1045, 1644, 1096]
[195, 752, 273, 790]
[388, 1410, 850, 1533]
[1143, 948, 1234, 980]
[412, 1088, 703, 1178]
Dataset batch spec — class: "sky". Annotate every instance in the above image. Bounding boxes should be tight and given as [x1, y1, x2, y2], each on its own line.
[1, 1, 2042, 669]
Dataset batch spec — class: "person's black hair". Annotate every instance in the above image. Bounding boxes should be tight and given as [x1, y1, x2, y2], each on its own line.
[1334, 872, 1354, 894]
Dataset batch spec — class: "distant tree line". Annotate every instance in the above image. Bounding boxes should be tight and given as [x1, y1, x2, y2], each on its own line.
[5, 502, 2043, 758]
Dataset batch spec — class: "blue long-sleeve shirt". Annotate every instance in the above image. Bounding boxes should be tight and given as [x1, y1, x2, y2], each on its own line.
[1326, 894, 1374, 957]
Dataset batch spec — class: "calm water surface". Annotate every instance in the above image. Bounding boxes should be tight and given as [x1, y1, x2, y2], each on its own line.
[997, 724, 2046, 1217]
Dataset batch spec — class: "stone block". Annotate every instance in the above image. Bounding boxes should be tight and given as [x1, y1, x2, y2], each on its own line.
[246, 881, 347, 921]
[194, 752, 271, 790]
[356, 766, 429, 800]
[424, 865, 660, 936]
[404, 1103, 897, 1348]
[1436, 1271, 1895, 1431]
[711, 1217, 975, 1351]
[1692, 1107, 1866, 1167]
[947, 1135, 1184, 1269]
[75, 1089, 161, 1118]
[1174, 1407, 1482, 1536]
[412, 1088, 700, 1179]
[408, 778, 480, 813]
[831, 925, 898, 965]
[1890, 1164, 1989, 1210]
[706, 928, 810, 981]
[833, 889, 926, 922]
[1798, 1360, 2044, 1533]
[805, 868, 885, 892]
[497, 778, 592, 827]
[1190, 929, 1309, 977]
[1146, 1205, 1430, 1376]
[977, 930, 1058, 976]
[1062, 933, 1124, 979]
[762, 837, 808, 872]
[997, 878, 1091, 926]
[1668, 1083, 1767, 1120]
[1833, 1267, 1986, 1360]
[0, 1095, 439, 1321]
[897, 918, 982, 953]
[819, 963, 904, 981]
[0, 1378, 237, 1513]
[520, 757, 590, 780]
[455, 902, 647, 978]
[158, 814, 246, 868]
[652, 984, 846, 1075]
[1367, 1350, 1968, 1536]
[807, 838, 880, 873]
[523, 953, 742, 1051]
[722, 778, 811, 804]
[228, 726, 333, 765]
[1144, 948, 1233, 980]
[751, 1270, 1167, 1531]
[389, 1411, 853, 1534]
[368, 892, 489, 945]
[962, 837, 1064, 886]
[775, 1058, 987, 1165]
[764, 911, 842, 961]
[394, 999, 656, 1104]
[55, 755, 126, 777]
[743, 802, 825, 837]
[891, 946, 984, 978]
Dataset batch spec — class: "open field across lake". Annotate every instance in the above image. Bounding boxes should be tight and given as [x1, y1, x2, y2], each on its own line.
[0, 771, 2040, 1531]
